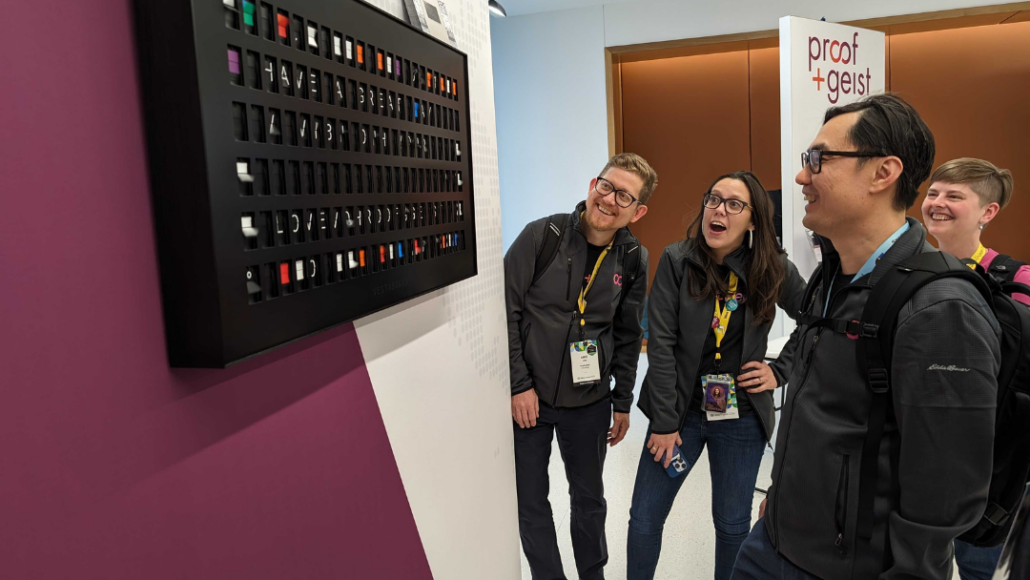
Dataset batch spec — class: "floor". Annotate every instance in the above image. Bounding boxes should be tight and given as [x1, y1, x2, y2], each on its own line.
[519, 354, 961, 580]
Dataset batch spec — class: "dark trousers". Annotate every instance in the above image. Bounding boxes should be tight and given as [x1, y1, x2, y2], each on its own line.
[730, 518, 819, 580]
[514, 397, 611, 580]
[955, 540, 1003, 580]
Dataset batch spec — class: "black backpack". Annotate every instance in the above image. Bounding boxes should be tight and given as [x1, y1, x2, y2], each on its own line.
[801, 251, 1030, 548]
[983, 253, 1028, 287]
[532, 213, 641, 297]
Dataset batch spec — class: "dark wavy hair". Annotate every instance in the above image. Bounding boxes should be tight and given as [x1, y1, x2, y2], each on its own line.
[684, 171, 786, 324]
[824, 93, 935, 210]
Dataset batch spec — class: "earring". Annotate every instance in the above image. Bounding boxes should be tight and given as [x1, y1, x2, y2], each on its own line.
[979, 223, 986, 231]
[748, 229, 754, 249]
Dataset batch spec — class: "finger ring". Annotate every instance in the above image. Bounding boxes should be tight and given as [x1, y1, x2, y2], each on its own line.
[650, 446, 656, 452]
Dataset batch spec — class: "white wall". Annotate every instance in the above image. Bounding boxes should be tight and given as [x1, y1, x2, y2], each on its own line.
[356, 2, 520, 580]
[492, 0, 1024, 254]
[602, 0, 1015, 47]
[491, 6, 610, 250]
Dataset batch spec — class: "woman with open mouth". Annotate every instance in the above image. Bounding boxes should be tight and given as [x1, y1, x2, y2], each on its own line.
[922, 157, 1029, 309]
[628, 171, 807, 580]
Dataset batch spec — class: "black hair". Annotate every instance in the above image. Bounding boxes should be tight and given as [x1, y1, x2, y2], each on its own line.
[824, 93, 935, 210]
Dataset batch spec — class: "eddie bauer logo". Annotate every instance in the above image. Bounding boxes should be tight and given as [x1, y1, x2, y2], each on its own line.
[928, 364, 971, 372]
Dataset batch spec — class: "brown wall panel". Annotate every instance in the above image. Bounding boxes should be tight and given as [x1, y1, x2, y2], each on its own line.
[890, 22, 1030, 259]
[621, 50, 752, 289]
[749, 45, 781, 191]
[618, 19, 1030, 275]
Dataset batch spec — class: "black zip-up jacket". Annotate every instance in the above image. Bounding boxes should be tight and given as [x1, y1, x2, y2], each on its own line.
[505, 201, 648, 411]
[637, 240, 807, 440]
[767, 218, 1000, 580]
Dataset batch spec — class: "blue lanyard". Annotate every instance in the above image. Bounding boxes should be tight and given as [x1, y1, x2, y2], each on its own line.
[822, 222, 910, 316]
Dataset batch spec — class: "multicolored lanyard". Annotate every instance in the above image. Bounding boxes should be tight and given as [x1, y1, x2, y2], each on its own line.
[711, 272, 740, 364]
[577, 241, 613, 336]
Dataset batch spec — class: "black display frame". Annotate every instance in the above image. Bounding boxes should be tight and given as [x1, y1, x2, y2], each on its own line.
[135, 0, 477, 368]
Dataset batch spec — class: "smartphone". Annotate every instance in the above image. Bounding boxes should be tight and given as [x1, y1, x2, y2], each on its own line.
[665, 444, 689, 478]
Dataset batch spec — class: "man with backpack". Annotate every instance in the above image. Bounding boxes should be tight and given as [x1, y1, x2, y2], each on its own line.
[505, 152, 656, 580]
[731, 94, 1008, 580]
[920, 157, 1030, 579]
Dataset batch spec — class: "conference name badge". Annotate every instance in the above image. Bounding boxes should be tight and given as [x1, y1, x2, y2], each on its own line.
[702, 374, 740, 422]
[570, 340, 601, 384]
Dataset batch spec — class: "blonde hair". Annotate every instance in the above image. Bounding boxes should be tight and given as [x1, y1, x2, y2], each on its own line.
[929, 157, 1014, 209]
[600, 152, 659, 204]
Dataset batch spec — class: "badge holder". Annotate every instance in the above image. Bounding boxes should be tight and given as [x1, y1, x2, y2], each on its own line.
[569, 340, 601, 384]
[703, 375, 739, 421]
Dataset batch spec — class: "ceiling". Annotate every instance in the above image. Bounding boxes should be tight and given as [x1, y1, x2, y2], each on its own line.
[494, 0, 639, 18]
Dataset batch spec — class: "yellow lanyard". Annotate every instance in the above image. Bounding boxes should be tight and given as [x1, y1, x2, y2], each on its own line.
[967, 243, 988, 270]
[711, 272, 739, 362]
[577, 241, 614, 332]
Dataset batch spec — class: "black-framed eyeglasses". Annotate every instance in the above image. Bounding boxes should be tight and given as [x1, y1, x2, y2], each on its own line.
[801, 149, 886, 174]
[595, 177, 642, 208]
[703, 193, 752, 215]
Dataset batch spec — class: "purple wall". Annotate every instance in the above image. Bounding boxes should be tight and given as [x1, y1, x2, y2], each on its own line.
[0, 2, 433, 578]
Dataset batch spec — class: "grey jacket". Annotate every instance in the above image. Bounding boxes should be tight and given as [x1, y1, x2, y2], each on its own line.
[505, 201, 648, 411]
[637, 240, 807, 441]
[766, 218, 1001, 580]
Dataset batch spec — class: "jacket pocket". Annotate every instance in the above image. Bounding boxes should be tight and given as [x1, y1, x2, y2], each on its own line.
[834, 453, 850, 558]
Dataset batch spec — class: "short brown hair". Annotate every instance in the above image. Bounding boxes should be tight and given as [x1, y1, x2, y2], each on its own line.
[930, 157, 1014, 208]
[600, 152, 658, 204]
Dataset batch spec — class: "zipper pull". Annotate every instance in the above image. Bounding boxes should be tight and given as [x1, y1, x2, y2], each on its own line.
[835, 533, 846, 557]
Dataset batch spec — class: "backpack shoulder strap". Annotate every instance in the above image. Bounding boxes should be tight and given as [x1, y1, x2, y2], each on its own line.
[532, 213, 569, 285]
[854, 251, 988, 540]
[617, 241, 642, 308]
[987, 253, 1026, 285]
[794, 264, 824, 326]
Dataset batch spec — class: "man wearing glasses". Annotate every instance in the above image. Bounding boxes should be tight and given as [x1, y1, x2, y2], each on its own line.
[732, 94, 1000, 580]
[505, 152, 657, 580]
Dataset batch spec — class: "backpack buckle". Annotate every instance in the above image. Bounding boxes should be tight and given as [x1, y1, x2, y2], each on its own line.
[861, 323, 879, 338]
[846, 320, 861, 340]
[984, 503, 1008, 526]
[845, 320, 878, 340]
[868, 368, 889, 393]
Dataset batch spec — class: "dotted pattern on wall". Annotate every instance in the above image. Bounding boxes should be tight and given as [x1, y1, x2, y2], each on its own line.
[363, 0, 506, 385]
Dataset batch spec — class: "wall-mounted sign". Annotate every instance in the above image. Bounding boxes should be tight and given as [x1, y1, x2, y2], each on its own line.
[135, 0, 476, 367]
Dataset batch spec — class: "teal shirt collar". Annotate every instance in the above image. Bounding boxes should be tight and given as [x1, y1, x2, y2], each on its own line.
[851, 221, 910, 282]
[822, 221, 910, 317]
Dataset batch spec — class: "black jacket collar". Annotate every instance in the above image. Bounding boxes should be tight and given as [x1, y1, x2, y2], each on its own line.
[817, 217, 932, 288]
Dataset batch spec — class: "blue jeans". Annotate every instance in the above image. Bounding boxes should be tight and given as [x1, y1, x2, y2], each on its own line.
[955, 540, 1002, 580]
[627, 411, 766, 580]
[730, 518, 818, 580]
